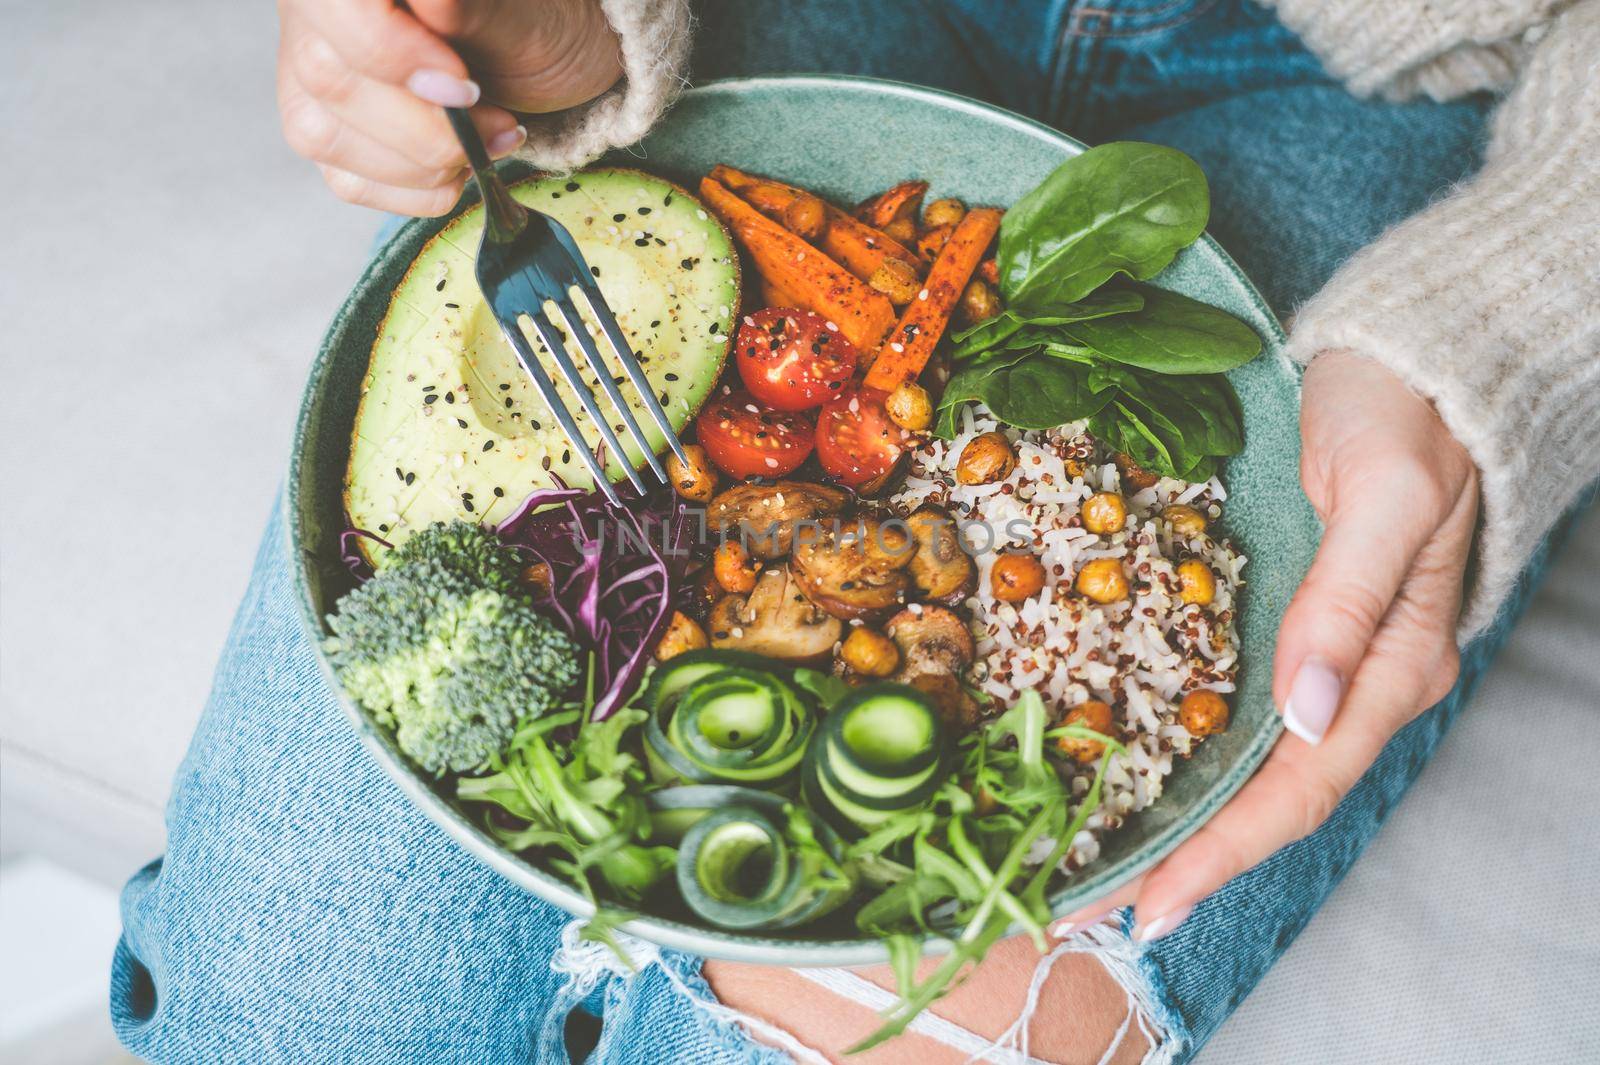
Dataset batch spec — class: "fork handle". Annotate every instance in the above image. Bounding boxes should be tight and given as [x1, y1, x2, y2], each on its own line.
[444, 107, 528, 243]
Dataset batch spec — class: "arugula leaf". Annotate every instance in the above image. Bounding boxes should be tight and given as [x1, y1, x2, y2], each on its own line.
[997, 142, 1209, 312]
[1059, 283, 1261, 374]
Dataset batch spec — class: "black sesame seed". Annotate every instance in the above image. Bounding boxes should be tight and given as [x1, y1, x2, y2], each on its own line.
[562, 449, 571, 464]
[634, 237, 650, 247]
[591, 266, 601, 278]
[435, 278, 446, 292]
[499, 382, 510, 391]
[612, 213, 627, 222]
[424, 394, 439, 405]
[483, 440, 495, 451]
[565, 181, 580, 191]
[493, 487, 504, 497]
[395, 466, 404, 481]
[379, 524, 390, 533]
[664, 372, 679, 381]
[650, 319, 661, 328]
[638, 206, 652, 215]
[505, 397, 514, 408]
[405, 472, 415, 485]
[681, 258, 695, 270]
[423, 385, 436, 391]
[456, 418, 467, 429]
[541, 456, 552, 470]
[444, 302, 459, 309]
[444, 392, 455, 403]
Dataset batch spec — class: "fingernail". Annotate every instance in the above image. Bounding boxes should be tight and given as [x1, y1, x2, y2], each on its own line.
[407, 69, 480, 108]
[1133, 902, 1193, 943]
[487, 125, 527, 157]
[1283, 656, 1343, 745]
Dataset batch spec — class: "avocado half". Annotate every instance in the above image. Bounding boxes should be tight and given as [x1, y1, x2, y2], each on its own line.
[345, 168, 739, 557]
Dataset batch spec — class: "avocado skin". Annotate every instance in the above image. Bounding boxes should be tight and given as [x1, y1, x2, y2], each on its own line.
[345, 168, 739, 563]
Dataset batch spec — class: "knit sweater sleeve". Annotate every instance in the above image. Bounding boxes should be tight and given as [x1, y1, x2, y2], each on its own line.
[1257, 0, 1575, 100]
[514, 0, 692, 171]
[1283, 0, 1600, 637]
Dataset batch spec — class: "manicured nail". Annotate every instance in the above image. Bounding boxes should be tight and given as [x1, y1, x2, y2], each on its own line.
[487, 125, 528, 157]
[1283, 656, 1343, 745]
[1133, 902, 1193, 943]
[407, 69, 480, 108]
[1050, 902, 1120, 938]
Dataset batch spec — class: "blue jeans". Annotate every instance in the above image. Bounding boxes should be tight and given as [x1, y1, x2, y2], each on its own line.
[114, 1, 1562, 1061]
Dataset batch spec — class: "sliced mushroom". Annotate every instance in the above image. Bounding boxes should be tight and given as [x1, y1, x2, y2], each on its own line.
[707, 566, 843, 663]
[886, 605, 982, 731]
[885, 605, 975, 675]
[905, 506, 976, 604]
[790, 516, 914, 620]
[706, 480, 849, 560]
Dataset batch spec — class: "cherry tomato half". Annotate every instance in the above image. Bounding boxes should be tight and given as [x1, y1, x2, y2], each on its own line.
[695, 390, 816, 479]
[735, 307, 858, 411]
[815, 386, 913, 488]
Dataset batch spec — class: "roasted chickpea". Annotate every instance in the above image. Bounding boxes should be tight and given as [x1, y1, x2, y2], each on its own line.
[957, 279, 1002, 325]
[990, 553, 1046, 602]
[1163, 504, 1208, 538]
[885, 381, 933, 431]
[1179, 689, 1230, 736]
[1075, 558, 1129, 603]
[917, 223, 955, 262]
[868, 257, 922, 305]
[841, 627, 900, 677]
[519, 561, 553, 598]
[883, 216, 917, 245]
[1056, 699, 1115, 764]
[713, 540, 760, 594]
[1081, 492, 1128, 536]
[922, 197, 967, 228]
[1176, 559, 1216, 605]
[1113, 451, 1159, 491]
[782, 193, 827, 240]
[955, 431, 1017, 485]
[667, 443, 718, 503]
[656, 610, 708, 661]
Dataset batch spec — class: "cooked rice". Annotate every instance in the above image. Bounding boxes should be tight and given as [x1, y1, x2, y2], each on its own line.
[889, 404, 1245, 872]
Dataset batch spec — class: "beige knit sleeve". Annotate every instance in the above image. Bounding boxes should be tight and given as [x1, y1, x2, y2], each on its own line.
[1284, 0, 1600, 638]
[515, 0, 692, 171]
[1257, 0, 1575, 100]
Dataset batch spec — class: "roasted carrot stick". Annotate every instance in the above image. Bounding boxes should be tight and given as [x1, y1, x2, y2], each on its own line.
[710, 165, 919, 283]
[699, 176, 897, 352]
[862, 206, 1003, 392]
[854, 180, 928, 229]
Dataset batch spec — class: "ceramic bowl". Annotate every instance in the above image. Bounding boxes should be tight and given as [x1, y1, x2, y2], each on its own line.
[288, 75, 1319, 966]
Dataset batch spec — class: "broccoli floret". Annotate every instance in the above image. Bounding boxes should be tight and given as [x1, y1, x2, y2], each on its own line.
[323, 522, 578, 776]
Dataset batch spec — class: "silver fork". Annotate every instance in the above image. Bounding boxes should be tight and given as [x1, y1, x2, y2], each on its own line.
[443, 107, 690, 506]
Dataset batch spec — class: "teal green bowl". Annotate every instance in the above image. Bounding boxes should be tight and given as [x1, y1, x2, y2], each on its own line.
[288, 75, 1319, 966]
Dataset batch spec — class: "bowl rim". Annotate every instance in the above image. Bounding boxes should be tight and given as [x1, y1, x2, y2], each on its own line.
[287, 72, 1291, 967]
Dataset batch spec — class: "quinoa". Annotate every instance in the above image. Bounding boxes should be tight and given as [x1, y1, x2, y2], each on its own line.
[890, 405, 1245, 872]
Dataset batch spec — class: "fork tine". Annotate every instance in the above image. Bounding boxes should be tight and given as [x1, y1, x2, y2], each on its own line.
[521, 311, 649, 495]
[492, 315, 622, 506]
[574, 284, 693, 469]
[551, 297, 670, 484]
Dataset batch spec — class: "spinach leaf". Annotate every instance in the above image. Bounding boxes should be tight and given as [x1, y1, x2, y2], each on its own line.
[997, 143, 1209, 313]
[1059, 284, 1261, 373]
[949, 289, 1145, 361]
[979, 357, 1115, 431]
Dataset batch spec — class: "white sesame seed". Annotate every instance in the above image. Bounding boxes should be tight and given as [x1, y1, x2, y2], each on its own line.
[918, 289, 930, 301]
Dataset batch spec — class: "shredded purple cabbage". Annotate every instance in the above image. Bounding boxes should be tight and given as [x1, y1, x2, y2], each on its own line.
[339, 528, 393, 581]
[496, 483, 694, 720]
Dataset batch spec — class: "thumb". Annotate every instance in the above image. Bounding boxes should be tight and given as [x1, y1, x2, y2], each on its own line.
[1273, 491, 1428, 745]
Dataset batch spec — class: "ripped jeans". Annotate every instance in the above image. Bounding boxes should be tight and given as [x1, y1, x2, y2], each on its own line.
[113, 0, 1566, 1061]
